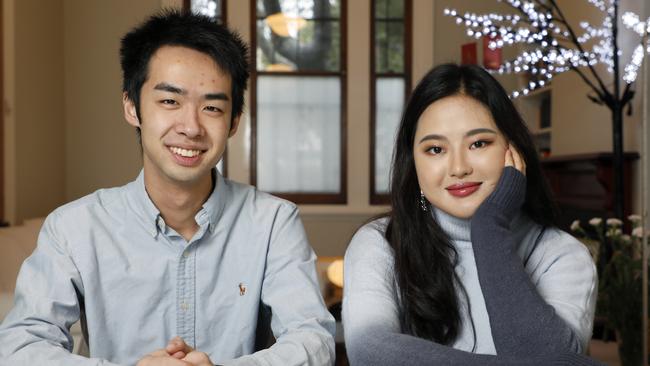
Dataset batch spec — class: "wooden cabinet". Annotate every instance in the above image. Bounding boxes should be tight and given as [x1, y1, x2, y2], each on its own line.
[540, 152, 639, 229]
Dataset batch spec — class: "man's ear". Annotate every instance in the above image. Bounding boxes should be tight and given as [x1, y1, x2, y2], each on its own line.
[123, 92, 140, 127]
[228, 115, 241, 138]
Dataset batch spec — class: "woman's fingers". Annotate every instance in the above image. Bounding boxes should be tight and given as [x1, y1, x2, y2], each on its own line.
[505, 146, 514, 167]
[507, 144, 526, 175]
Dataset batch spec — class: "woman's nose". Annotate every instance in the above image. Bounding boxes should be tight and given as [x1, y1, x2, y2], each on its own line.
[449, 150, 472, 178]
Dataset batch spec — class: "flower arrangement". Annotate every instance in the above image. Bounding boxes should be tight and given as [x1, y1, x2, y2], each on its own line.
[571, 215, 646, 366]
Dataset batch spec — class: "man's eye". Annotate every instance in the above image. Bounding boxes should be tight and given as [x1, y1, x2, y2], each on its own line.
[205, 106, 222, 113]
[161, 99, 177, 105]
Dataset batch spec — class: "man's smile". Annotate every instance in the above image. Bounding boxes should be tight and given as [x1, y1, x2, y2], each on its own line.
[168, 146, 204, 158]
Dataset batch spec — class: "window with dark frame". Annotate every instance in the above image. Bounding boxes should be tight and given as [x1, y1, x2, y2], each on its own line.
[184, 0, 229, 176]
[251, 0, 347, 204]
[370, 0, 411, 205]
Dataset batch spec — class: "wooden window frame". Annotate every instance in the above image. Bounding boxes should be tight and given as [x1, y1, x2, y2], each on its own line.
[369, 0, 412, 205]
[249, 0, 348, 204]
[184, 0, 229, 177]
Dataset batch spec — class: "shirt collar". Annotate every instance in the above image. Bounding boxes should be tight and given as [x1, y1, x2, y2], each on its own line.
[196, 168, 227, 233]
[127, 168, 227, 237]
[128, 169, 163, 237]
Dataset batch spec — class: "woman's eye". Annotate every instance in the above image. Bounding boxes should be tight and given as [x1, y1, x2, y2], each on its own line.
[428, 146, 443, 154]
[471, 140, 489, 149]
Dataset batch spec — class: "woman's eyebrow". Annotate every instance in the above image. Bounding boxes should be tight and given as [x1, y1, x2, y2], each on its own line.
[419, 128, 497, 144]
[419, 134, 447, 144]
[465, 128, 497, 137]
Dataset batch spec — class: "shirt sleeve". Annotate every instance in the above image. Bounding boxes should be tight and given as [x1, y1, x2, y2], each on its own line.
[342, 219, 604, 366]
[0, 212, 122, 366]
[225, 204, 335, 366]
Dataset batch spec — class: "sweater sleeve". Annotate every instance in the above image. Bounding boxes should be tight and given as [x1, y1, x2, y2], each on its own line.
[470, 166, 590, 355]
[342, 219, 604, 366]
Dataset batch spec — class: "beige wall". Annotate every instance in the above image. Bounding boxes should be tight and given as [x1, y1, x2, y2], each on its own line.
[4, 0, 66, 224]
[63, 0, 162, 202]
[432, 0, 518, 92]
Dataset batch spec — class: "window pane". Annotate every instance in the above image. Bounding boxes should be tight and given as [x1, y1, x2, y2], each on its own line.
[387, 0, 404, 18]
[386, 22, 404, 72]
[375, 0, 388, 18]
[256, 0, 340, 72]
[375, 78, 405, 194]
[257, 0, 340, 18]
[375, 0, 403, 19]
[191, 0, 223, 21]
[375, 21, 388, 73]
[375, 20, 404, 73]
[257, 76, 341, 192]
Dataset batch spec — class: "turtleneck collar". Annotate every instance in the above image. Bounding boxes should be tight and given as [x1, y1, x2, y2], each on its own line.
[432, 207, 532, 249]
[433, 207, 472, 244]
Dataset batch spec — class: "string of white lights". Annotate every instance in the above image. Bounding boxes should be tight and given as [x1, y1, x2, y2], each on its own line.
[444, 0, 649, 98]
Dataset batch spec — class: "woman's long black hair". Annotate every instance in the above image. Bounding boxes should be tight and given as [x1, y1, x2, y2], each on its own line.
[386, 63, 557, 344]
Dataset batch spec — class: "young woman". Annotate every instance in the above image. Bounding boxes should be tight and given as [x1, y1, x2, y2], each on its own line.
[342, 64, 603, 365]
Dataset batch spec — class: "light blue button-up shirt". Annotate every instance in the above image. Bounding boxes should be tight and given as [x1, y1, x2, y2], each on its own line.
[0, 170, 335, 365]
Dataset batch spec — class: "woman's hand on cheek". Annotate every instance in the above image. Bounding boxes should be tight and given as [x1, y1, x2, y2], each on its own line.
[472, 143, 527, 222]
[505, 144, 526, 176]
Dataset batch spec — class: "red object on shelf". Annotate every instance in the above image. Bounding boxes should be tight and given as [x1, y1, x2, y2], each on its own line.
[461, 42, 477, 65]
[483, 36, 502, 70]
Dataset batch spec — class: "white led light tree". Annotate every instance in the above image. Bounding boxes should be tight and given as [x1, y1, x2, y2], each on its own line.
[445, 0, 649, 219]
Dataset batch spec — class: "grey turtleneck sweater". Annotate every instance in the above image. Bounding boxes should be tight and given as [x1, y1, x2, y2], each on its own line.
[342, 168, 601, 365]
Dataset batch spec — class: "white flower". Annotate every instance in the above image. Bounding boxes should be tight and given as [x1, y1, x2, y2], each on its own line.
[570, 220, 581, 231]
[628, 214, 642, 223]
[621, 234, 631, 242]
[589, 218, 603, 226]
[606, 228, 622, 237]
[632, 227, 644, 238]
[606, 218, 623, 226]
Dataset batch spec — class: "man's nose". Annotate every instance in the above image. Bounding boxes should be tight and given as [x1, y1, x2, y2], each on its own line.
[176, 107, 202, 138]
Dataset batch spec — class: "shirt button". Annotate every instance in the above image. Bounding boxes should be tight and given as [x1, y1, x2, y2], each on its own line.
[180, 302, 189, 311]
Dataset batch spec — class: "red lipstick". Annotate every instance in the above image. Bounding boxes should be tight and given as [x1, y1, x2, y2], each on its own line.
[445, 182, 481, 198]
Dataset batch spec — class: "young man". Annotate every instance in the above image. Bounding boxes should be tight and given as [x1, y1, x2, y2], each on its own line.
[0, 10, 335, 366]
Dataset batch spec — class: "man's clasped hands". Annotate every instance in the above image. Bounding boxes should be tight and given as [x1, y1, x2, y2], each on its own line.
[137, 337, 213, 366]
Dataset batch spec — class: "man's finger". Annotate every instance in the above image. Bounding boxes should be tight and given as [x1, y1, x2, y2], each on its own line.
[137, 355, 193, 366]
[166, 336, 194, 355]
[148, 349, 170, 357]
[182, 351, 213, 366]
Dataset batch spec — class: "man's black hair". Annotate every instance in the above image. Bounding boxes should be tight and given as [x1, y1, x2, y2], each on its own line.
[120, 9, 250, 127]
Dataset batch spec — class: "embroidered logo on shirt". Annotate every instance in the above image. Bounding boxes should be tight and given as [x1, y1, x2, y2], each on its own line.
[238, 283, 247, 296]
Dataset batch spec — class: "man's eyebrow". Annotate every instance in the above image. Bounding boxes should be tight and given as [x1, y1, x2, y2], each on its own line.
[153, 83, 229, 101]
[418, 128, 497, 144]
[153, 83, 186, 95]
[204, 93, 229, 101]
